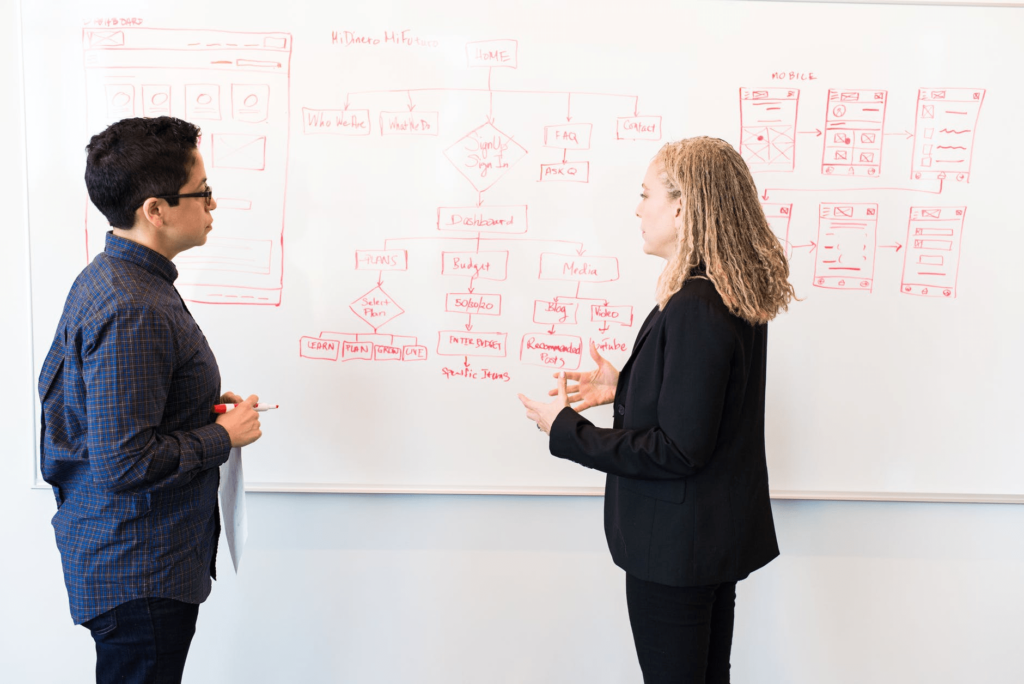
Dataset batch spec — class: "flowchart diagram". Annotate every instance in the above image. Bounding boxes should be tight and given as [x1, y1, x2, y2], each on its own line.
[298, 39, 656, 373]
[742, 86, 984, 299]
[80, 26, 987, 387]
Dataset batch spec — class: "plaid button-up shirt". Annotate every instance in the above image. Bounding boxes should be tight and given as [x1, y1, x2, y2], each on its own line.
[39, 232, 232, 625]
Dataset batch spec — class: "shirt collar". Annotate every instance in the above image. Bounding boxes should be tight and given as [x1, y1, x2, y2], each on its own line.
[104, 231, 178, 284]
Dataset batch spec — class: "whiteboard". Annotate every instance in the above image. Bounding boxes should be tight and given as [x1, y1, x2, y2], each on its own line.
[22, 0, 1024, 500]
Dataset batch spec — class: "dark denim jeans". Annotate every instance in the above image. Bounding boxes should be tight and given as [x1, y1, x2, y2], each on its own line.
[626, 574, 738, 684]
[82, 597, 200, 684]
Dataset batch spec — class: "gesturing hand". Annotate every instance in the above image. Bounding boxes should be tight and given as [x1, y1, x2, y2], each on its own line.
[549, 340, 619, 412]
[518, 372, 570, 436]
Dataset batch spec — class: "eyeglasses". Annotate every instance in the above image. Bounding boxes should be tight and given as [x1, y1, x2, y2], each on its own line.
[155, 186, 213, 207]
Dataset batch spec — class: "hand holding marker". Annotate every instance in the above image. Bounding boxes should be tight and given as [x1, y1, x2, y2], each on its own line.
[212, 394, 273, 448]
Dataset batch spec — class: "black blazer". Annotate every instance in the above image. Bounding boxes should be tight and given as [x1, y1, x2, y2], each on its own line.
[549, 278, 779, 587]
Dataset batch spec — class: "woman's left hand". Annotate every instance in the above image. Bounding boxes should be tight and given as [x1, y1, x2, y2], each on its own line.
[518, 372, 569, 435]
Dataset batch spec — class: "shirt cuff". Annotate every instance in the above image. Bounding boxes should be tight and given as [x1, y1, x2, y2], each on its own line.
[194, 423, 233, 469]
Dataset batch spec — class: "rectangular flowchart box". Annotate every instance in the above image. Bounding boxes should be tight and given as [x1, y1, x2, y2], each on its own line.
[466, 39, 517, 68]
[380, 111, 438, 136]
[341, 341, 374, 362]
[374, 344, 403, 361]
[616, 116, 662, 141]
[437, 331, 508, 357]
[402, 346, 429, 361]
[446, 293, 502, 316]
[302, 108, 371, 135]
[533, 300, 579, 325]
[437, 205, 527, 234]
[540, 161, 589, 182]
[441, 251, 508, 281]
[539, 253, 619, 283]
[544, 123, 592, 150]
[299, 336, 339, 361]
[355, 250, 408, 271]
[591, 305, 633, 326]
[520, 333, 583, 370]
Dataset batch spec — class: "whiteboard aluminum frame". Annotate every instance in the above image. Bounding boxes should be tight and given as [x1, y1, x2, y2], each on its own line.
[243, 482, 1024, 504]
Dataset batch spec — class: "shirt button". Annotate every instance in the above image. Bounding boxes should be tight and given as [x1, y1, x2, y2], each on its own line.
[617, 404, 625, 415]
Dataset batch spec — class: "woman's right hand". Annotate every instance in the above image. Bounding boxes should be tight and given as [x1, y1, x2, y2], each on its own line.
[549, 340, 619, 412]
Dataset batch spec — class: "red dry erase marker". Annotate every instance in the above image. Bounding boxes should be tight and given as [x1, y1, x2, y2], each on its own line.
[212, 403, 279, 414]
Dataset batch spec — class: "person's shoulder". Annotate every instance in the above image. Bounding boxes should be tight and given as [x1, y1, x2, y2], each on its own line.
[663, 277, 729, 318]
[79, 255, 173, 325]
[660, 278, 749, 347]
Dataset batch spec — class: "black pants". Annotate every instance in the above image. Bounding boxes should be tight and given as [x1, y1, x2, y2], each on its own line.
[83, 597, 200, 684]
[626, 573, 737, 684]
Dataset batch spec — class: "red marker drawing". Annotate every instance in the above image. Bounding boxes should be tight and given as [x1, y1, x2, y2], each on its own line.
[212, 403, 279, 414]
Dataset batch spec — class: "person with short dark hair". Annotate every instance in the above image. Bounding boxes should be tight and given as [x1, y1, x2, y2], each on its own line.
[39, 116, 264, 684]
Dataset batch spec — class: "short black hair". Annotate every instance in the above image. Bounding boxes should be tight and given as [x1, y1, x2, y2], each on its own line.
[84, 117, 202, 229]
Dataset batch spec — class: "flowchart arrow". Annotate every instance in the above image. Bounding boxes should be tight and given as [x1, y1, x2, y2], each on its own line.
[547, 325, 557, 334]
[598, 322, 611, 333]
[406, 91, 416, 111]
[792, 241, 817, 254]
[798, 129, 822, 137]
[566, 93, 572, 122]
[884, 129, 914, 139]
[761, 178, 943, 202]
[879, 242, 903, 252]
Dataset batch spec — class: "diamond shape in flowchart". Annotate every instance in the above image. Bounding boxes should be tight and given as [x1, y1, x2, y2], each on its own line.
[444, 122, 528, 192]
[350, 285, 404, 331]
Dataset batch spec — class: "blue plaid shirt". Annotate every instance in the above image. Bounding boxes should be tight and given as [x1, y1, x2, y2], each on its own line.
[39, 232, 232, 625]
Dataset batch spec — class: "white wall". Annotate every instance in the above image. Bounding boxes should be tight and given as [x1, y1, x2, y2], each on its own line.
[2, 1, 1022, 681]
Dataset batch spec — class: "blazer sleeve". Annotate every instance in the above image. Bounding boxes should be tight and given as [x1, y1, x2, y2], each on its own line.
[549, 296, 735, 479]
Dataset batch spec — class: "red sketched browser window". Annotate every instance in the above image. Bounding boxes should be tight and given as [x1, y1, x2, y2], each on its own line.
[82, 27, 292, 306]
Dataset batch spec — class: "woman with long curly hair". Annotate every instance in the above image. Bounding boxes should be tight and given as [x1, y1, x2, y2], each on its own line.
[519, 136, 796, 683]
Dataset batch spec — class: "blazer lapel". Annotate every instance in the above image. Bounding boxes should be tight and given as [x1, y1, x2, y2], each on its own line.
[618, 305, 659, 376]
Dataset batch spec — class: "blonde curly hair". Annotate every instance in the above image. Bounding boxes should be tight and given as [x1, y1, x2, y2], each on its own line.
[654, 137, 796, 324]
